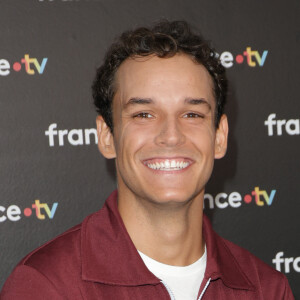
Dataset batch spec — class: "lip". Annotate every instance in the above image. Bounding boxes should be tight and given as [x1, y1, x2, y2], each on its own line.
[142, 157, 194, 173]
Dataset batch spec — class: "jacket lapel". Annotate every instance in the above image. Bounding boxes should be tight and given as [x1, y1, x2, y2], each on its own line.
[81, 190, 161, 286]
[202, 215, 255, 291]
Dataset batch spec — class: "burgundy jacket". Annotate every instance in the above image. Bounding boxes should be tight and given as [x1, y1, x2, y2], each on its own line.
[1, 190, 294, 299]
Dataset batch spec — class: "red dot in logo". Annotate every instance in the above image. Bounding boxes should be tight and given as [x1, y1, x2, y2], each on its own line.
[24, 208, 32, 217]
[236, 55, 244, 64]
[244, 194, 252, 204]
[13, 62, 21, 72]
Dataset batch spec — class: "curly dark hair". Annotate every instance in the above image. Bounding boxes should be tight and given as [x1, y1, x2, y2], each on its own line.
[92, 20, 227, 132]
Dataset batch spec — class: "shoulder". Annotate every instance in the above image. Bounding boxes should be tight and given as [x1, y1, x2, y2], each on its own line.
[220, 236, 293, 298]
[221, 237, 280, 278]
[22, 223, 82, 270]
[1, 206, 112, 299]
[1, 211, 98, 297]
[20, 207, 106, 271]
[1, 222, 84, 299]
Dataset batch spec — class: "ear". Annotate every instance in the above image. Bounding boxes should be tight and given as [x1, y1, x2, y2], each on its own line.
[96, 116, 116, 159]
[214, 114, 229, 159]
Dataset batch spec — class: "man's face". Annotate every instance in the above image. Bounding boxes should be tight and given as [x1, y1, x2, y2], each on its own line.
[98, 54, 228, 206]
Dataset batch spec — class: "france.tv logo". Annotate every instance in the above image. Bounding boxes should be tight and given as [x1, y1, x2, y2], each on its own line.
[0, 54, 48, 76]
[204, 186, 276, 209]
[218, 47, 268, 68]
[0, 200, 58, 223]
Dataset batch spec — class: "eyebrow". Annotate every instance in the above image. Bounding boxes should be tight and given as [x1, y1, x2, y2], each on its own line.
[184, 98, 211, 110]
[124, 97, 154, 108]
[124, 97, 211, 109]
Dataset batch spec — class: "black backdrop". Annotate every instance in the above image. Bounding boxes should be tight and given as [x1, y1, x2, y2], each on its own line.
[1, 0, 299, 297]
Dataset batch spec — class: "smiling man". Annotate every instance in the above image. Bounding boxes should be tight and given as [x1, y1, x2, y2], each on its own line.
[96, 53, 226, 271]
[1, 20, 294, 299]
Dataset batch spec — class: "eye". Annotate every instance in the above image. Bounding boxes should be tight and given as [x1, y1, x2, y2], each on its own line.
[183, 112, 203, 118]
[133, 112, 154, 119]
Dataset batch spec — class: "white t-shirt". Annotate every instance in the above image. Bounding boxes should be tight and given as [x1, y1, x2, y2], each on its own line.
[138, 247, 207, 300]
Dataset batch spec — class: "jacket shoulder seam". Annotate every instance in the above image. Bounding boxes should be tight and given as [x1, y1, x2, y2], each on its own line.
[22, 224, 82, 265]
[9, 264, 65, 298]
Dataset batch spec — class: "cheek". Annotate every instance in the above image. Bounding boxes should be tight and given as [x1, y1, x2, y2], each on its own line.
[114, 124, 150, 160]
[186, 125, 216, 151]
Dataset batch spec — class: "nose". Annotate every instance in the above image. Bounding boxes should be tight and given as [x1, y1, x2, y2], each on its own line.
[154, 116, 186, 147]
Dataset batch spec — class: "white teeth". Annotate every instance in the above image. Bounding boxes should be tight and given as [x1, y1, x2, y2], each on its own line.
[146, 159, 190, 171]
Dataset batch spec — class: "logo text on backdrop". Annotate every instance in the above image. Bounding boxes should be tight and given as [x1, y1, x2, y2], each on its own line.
[0, 200, 58, 222]
[204, 187, 276, 209]
[45, 123, 98, 146]
[264, 114, 300, 136]
[272, 252, 300, 273]
[0, 55, 48, 76]
[218, 47, 268, 68]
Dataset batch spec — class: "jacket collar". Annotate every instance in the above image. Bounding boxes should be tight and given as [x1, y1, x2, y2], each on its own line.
[202, 215, 255, 291]
[81, 190, 160, 286]
[81, 190, 254, 290]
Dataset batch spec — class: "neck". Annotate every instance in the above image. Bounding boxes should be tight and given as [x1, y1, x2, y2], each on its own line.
[118, 188, 205, 266]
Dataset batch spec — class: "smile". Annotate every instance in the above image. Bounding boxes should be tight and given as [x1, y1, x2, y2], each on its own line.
[144, 159, 191, 171]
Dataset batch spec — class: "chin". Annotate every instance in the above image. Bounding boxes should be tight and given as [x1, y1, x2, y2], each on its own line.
[147, 189, 199, 206]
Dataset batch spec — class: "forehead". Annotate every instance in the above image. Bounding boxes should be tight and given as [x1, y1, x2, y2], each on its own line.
[114, 54, 215, 104]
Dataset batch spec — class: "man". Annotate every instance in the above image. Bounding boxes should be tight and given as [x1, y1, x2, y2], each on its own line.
[1, 20, 294, 299]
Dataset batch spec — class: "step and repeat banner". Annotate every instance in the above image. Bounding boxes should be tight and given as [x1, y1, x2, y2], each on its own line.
[1, 0, 299, 297]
